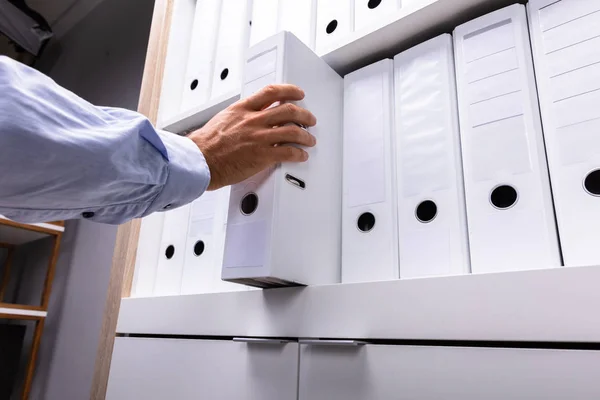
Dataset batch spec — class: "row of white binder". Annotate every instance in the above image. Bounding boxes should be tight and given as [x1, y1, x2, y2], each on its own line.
[135, 0, 600, 296]
[158, 0, 407, 125]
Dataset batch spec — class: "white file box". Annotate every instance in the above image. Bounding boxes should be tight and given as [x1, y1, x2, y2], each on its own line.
[211, 0, 253, 99]
[249, 0, 279, 46]
[528, 0, 600, 267]
[342, 59, 398, 283]
[179, 0, 222, 112]
[394, 34, 470, 278]
[277, 0, 317, 50]
[354, 0, 400, 33]
[453, 4, 561, 273]
[180, 190, 220, 295]
[131, 213, 165, 297]
[153, 204, 191, 296]
[222, 31, 344, 288]
[315, 0, 353, 54]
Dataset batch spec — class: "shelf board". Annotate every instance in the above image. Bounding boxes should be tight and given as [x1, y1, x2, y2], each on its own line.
[0, 306, 47, 319]
[0, 216, 63, 246]
[118, 266, 600, 343]
[159, 92, 240, 134]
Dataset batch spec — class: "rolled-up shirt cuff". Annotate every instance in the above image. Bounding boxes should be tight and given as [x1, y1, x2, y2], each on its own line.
[145, 130, 211, 214]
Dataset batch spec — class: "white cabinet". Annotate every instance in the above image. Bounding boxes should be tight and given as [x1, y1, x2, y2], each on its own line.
[106, 337, 299, 400]
[298, 344, 600, 399]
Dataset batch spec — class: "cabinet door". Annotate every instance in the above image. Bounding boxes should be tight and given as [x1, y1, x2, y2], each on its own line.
[106, 338, 298, 400]
[299, 344, 600, 399]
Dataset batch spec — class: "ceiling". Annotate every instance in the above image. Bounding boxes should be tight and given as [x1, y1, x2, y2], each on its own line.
[25, 0, 106, 37]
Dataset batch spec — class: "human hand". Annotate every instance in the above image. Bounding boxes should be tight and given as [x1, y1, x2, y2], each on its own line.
[188, 84, 317, 191]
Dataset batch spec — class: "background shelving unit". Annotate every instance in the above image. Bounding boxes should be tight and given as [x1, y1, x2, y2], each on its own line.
[0, 217, 63, 400]
[98, 0, 600, 398]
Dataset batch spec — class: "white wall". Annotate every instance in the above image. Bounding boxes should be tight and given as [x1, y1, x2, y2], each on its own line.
[30, 0, 155, 398]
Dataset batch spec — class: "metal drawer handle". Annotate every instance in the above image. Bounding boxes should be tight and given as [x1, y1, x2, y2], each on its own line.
[233, 337, 291, 344]
[299, 339, 367, 346]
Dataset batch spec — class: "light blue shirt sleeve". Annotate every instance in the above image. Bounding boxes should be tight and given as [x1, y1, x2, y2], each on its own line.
[0, 56, 210, 224]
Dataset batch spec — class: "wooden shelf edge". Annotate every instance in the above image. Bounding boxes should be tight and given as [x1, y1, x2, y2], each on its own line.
[0, 216, 64, 235]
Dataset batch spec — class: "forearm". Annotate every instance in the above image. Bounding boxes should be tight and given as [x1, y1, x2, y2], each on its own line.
[0, 56, 209, 224]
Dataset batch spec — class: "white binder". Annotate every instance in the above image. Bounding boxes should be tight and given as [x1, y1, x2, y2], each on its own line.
[454, 4, 561, 273]
[180, 191, 220, 295]
[249, 0, 279, 47]
[315, 0, 353, 54]
[131, 213, 165, 297]
[222, 31, 344, 288]
[179, 0, 222, 112]
[211, 0, 253, 99]
[277, 0, 317, 50]
[153, 205, 191, 296]
[354, 0, 400, 33]
[342, 59, 398, 283]
[180, 188, 243, 294]
[394, 34, 470, 278]
[528, 0, 600, 267]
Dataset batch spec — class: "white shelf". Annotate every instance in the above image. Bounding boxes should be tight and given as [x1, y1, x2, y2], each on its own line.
[118, 265, 600, 343]
[159, 92, 240, 134]
[0, 216, 63, 246]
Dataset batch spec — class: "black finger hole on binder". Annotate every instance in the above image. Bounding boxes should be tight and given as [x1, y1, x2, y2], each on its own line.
[584, 169, 600, 196]
[190, 79, 198, 90]
[357, 212, 376, 233]
[490, 185, 518, 209]
[368, 0, 382, 9]
[416, 200, 437, 223]
[165, 245, 175, 260]
[220, 68, 229, 80]
[326, 20, 338, 34]
[241, 192, 259, 215]
[193, 240, 205, 257]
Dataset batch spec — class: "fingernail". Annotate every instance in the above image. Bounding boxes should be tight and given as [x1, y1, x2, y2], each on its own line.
[303, 152, 309, 161]
[311, 135, 317, 146]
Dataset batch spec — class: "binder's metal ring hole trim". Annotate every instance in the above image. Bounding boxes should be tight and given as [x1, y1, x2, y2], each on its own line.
[415, 200, 437, 223]
[165, 245, 175, 260]
[326, 20, 338, 34]
[368, 0, 382, 9]
[490, 184, 518, 210]
[357, 212, 376, 233]
[583, 169, 600, 196]
[220, 68, 229, 80]
[190, 79, 198, 91]
[240, 192, 259, 215]
[193, 240, 205, 257]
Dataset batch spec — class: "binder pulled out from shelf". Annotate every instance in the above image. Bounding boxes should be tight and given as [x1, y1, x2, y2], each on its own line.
[394, 34, 470, 278]
[453, 4, 561, 273]
[342, 59, 398, 283]
[528, 0, 600, 267]
[222, 31, 344, 288]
